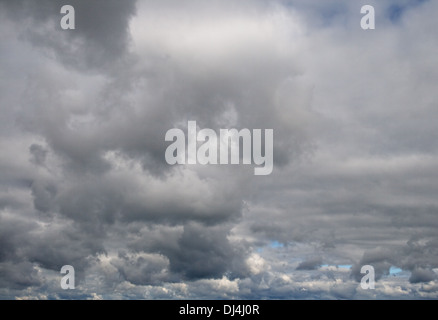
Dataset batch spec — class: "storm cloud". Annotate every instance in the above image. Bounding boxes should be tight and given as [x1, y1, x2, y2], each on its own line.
[1, 0, 438, 299]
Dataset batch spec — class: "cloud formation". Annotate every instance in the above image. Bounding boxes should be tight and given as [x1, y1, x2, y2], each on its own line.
[0, 0, 438, 299]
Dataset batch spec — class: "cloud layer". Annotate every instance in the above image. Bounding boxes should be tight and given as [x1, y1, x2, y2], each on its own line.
[1, 0, 438, 299]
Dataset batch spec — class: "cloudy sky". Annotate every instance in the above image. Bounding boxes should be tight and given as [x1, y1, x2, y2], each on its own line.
[1, 0, 438, 300]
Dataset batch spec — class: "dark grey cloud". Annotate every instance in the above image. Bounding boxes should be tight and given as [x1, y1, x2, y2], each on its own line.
[110, 251, 169, 286]
[0, 261, 41, 290]
[0, 0, 137, 70]
[164, 223, 248, 280]
[296, 257, 323, 271]
[409, 268, 436, 284]
[121, 222, 249, 281]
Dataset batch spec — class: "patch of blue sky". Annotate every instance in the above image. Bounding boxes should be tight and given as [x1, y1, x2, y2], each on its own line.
[255, 241, 284, 253]
[389, 266, 403, 275]
[387, 0, 429, 22]
[337, 264, 352, 270]
[269, 240, 284, 249]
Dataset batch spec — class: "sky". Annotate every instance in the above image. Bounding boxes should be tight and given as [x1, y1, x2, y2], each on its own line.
[0, 0, 438, 300]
